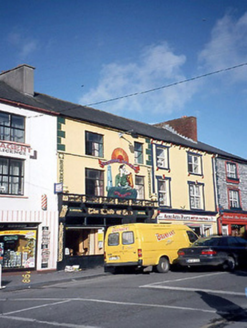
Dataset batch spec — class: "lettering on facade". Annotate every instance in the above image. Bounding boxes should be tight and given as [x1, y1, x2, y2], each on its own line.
[158, 213, 215, 222]
[0, 141, 33, 157]
[87, 208, 133, 216]
[59, 153, 64, 183]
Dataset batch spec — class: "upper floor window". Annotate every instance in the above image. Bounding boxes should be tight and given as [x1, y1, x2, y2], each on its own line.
[135, 175, 145, 199]
[134, 142, 143, 164]
[85, 168, 104, 196]
[0, 157, 24, 195]
[157, 177, 171, 207]
[189, 182, 204, 210]
[85, 132, 103, 157]
[0, 112, 25, 143]
[188, 153, 202, 175]
[229, 189, 241, 210]
[156, 146, 169, 169]
[226, 162, 239, 182]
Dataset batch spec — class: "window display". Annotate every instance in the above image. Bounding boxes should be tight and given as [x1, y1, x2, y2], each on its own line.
[0, 230, 37, 269]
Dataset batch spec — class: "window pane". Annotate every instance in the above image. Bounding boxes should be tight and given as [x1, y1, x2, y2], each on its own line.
[0, 158, 24, 195]
[134, 142, 143, 164]
[122, 231, 134, 245]
[108, 233, 119, 246]
[86, 169, 104, 196]
[86, 132, 103, 157]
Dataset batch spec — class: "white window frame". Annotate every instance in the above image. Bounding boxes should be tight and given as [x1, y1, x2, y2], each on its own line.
[189, 183, 204, 210]
[156, 146, 168, 169]
[135, 175, 145, 199]
[188, 153, 202, 175]
[85, 131, 103, 157]
[157, 178, 171, 207]
[229, 189, 241, 209]
[134, 142, 143, 164]
[226, 162, 238, 180]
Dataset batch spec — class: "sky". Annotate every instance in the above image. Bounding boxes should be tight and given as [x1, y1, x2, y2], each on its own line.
[1, 0, 247, 159]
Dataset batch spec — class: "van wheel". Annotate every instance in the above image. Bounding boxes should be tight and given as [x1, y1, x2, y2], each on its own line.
[156, 257, 170, 273]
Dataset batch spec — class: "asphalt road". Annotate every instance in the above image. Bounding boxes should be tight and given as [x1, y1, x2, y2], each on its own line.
[0, 267, 247, 328]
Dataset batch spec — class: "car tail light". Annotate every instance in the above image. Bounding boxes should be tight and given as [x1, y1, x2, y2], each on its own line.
[178, 251, 185, 256]
[201, 250, 217, 255]
[138, 249, 142, 258]
[104, 252, 106, 260]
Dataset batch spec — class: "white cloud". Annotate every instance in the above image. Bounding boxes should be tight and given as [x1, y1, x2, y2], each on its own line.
[198, 12, 247, 82]
[79, 42, 198, 118]
[7, 31, 38, 59]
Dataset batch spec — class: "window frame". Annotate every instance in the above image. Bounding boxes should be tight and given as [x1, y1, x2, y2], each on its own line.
[135, 175, 145, 200]
[85, 131, 103, 158]
[156, 145, 169, 170]
[134, 142, 143, 164]
[187, 152, 203, 176]
[157, 176, 171, 207]
[228, 187, 242, 210]
[0, 157, 24, 195]
[0, 111, 25, 143]
[85, 168, 104, 196]
[225, 161, 239, 183]
[188, 181, 205, 210]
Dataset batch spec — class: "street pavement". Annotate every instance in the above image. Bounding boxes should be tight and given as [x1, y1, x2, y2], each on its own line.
[1, 267, 246, 328]
[0, 265, 107, 291]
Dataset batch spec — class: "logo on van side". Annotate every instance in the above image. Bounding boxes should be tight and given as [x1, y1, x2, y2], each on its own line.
[112, 227, 129, 233]
[155, 230, 175, 241]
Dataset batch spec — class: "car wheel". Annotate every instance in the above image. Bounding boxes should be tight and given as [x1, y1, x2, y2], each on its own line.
[223, 256, 236, 271]
[156, 257, 170, 273]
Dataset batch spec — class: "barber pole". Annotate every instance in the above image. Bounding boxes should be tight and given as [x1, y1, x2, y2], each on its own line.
[41, 194, 47, 211]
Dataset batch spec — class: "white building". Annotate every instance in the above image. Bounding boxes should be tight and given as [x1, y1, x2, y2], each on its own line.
[0, 65, 58, 271]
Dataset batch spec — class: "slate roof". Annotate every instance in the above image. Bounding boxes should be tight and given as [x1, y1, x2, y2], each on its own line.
[0, 80, 246, 162]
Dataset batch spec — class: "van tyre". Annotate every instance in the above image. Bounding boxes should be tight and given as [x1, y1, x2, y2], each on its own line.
[156, 257, 170, 273]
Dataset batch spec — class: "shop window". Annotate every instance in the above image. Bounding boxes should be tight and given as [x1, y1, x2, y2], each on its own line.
[65, 229, 104, 256]
[156, 146, 169, 169]
[189, 182, 204, 210]
[0, 111, 25, 143]
[135, 175, 145, 199]
[0, 157, 24, 195]
[228, 189, 241, 210]
[134, 142, 143, 164]
[157, 177, 171, 207]
[226, 162, 239, 183]
[188, 152, 202, 175]
[85, 131, 103, 157]
[86, 168, 104, 196]
[0, 230, 36, 270]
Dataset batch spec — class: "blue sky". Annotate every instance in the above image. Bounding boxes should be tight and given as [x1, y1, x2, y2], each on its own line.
[1, 0, 247, 159]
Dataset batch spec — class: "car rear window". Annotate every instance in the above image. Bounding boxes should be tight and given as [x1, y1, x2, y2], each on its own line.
[122, 231, 134, 245]
[193, 237, 219, 247]
[108, 233, 119, 246]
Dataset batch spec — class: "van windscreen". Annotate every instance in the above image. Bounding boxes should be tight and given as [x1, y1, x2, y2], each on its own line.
[108, 233, 119, 246]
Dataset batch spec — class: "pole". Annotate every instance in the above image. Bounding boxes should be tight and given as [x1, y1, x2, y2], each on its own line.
[0, 264, 6, 289]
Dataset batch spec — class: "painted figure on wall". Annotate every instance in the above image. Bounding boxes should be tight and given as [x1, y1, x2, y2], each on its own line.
[100, 148, 138, 199]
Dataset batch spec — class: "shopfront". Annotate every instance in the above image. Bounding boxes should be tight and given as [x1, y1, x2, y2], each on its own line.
[157, 211, 217, 237]
[0, 223, 38, 271]
[57, 193, 158, 270]
[218, 212, 247, 238]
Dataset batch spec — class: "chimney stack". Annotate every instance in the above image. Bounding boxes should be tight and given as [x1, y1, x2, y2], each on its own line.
[0, 64, 35, 97]
[154, 116, 198, 142]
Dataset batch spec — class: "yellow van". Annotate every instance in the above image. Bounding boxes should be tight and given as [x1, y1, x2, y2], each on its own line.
[104, 223, 198, 273]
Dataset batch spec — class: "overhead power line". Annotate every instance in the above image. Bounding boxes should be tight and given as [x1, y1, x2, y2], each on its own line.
[84, 62, 247, 107]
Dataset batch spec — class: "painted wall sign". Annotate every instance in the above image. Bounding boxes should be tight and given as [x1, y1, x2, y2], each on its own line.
[158, 213, 216, 222]
[100, 148, 138, 200]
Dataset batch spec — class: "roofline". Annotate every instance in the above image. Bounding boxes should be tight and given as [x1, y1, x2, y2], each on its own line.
[0, 97, 59, 116]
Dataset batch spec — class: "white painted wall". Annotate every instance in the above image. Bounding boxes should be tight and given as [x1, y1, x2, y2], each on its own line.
[0, 103, 59, 270]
